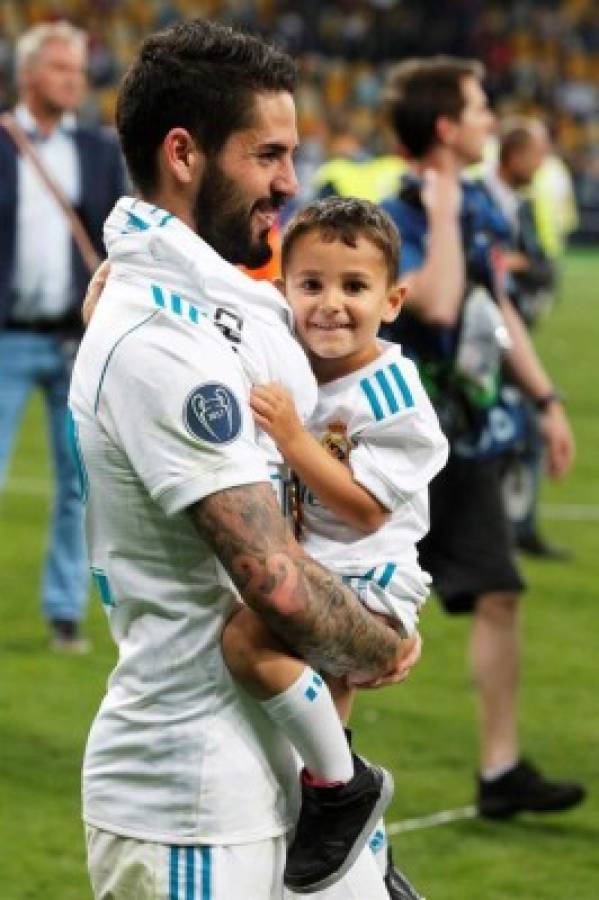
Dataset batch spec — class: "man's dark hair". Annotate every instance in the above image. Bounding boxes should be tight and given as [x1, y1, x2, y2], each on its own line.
[282, 197, 401, 286]
[498, 116, 544, 165]
[116, 18, 296, 194]
[384, 56, 484, 159]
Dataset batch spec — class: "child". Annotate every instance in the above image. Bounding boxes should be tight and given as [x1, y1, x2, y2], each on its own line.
[221, 197, 449, 894]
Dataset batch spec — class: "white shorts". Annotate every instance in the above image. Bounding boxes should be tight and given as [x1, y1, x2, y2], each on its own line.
[86, 826, 388, 900]
[343, 563, 431, 637]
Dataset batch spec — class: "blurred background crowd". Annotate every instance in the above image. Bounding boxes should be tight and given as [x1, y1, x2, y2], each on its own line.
[0, 0, 597, 240]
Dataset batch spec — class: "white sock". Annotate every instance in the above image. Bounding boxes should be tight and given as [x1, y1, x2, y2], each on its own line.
[261, 667, 354, 783]
[481, 759, 518, 782]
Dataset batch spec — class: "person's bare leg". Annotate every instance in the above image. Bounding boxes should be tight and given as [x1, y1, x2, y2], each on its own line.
[470, 591, 520, 771]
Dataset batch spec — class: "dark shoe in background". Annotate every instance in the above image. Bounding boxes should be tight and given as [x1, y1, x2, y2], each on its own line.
[478, 759, 585, 818]
[516, 532, 572, 561]
[50, 619, 90, 654]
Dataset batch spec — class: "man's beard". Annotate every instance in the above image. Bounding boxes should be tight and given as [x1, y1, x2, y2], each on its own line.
[193, 157, 283, 268]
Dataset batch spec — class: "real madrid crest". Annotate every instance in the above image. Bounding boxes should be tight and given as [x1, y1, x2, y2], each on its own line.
[321, 419, 353, 464]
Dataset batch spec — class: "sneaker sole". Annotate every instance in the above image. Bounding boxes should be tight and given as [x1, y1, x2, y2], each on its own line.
[285, 765, 395, 894]
[479, 789, 586, 819]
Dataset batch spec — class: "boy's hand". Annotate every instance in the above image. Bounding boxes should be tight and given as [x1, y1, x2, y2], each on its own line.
[82, 260, 111, 326]
[250, 383, 305, 452]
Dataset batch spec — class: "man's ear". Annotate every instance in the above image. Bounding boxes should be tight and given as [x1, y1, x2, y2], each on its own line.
[381, 281, 408, 324]
[160, 128, 203, 185]
[436, 114, 458, 148]
[273, 277, 286, 297]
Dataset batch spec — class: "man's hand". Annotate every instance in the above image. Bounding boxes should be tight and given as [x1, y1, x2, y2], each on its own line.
[348, 631, 422, 689]
[421, 167, 461, 220]
[539, 401, 575, 478]
[82, 260, 110, 326]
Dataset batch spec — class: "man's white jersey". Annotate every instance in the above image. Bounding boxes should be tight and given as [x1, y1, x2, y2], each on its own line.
[69, 198, 316, 845]
[302, 344, 448, 625]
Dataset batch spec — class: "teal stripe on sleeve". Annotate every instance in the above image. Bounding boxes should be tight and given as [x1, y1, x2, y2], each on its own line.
[171, 294, 182, 316]
[152, 284, 166, 307]
[185, 847, 195, 900]
[127, 210, 150, 231]
[389, 363, 414, 408]
[188, 304, 199, 324]
[375, 369, 399, 415]
[201, 847, 211, 900]
[360, 378, 384, 421]
[169, 847, 179, 900]
[377, 563, 397, 589]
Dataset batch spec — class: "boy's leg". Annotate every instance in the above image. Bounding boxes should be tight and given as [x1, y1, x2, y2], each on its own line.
[223, 607, 394, 893]
[223, 606, 353, 783]
[86, 826, 287, 900]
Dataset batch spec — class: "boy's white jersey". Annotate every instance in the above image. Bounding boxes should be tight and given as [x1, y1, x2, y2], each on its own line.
[69, 198, 316, 845]
[302, 344, 448, 619]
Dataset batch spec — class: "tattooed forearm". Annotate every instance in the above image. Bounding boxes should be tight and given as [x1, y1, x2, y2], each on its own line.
[188, 482, 401, 677]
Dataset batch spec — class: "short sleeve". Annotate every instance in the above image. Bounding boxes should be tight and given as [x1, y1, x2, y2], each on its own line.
[98, 316, 269, 516]
[348, 361, 448, 510]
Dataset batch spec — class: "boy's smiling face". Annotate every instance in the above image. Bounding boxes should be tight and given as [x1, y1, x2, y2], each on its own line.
[283, 230, 405, 382]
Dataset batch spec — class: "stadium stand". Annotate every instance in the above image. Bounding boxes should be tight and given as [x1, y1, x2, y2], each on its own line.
[0, 0, 597, 240]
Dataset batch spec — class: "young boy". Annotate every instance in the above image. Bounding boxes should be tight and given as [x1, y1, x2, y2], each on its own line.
[222, 197, 449, 894]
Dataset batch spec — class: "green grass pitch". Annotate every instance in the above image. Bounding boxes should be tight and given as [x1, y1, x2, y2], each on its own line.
[1, 250, 598, 899]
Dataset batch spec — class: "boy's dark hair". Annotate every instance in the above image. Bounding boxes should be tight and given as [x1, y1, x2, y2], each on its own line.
[282, 197, 400, 286]
[384, 56, 484, 159]
[116, 18, 296, 194]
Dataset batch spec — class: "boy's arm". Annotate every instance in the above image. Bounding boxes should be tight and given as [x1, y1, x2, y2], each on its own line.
[251, 384, 389, 533]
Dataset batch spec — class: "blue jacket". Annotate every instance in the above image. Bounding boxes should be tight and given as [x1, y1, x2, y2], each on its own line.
[381, 174, 512, 366]
[0, 120, 126, 329]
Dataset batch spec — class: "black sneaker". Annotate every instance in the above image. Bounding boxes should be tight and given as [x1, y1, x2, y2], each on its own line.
[284, 755, 394, 893]
[384, 845, 424, 900]
[516, 532, 572, 561]
[478, 759, 586, 819]
[49, 619, 90, 654]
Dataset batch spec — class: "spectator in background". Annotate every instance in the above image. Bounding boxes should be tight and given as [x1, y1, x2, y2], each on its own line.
[380, 57, 585, 818]
[312, 110, 406, 203]
[0, 21, 125, 651]
[484, 117, 555, 329]
[531, 147, 579, 262]
[483, 116, 569, 560]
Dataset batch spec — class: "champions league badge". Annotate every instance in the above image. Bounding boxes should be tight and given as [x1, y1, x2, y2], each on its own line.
[183, 383, 242, 444]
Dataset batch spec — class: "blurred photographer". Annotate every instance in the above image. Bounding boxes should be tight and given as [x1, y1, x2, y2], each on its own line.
[380, 57, 584, 818]
[484, 117, 569, 559]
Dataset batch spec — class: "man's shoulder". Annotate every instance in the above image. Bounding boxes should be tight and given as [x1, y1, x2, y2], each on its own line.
[74, 124, 121, 156]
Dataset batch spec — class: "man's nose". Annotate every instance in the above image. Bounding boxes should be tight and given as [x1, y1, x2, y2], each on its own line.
[274, 156, 299, 198]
